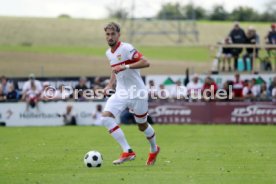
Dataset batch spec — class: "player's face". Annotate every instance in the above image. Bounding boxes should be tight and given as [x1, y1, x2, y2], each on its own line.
[105, 29, 120, 47]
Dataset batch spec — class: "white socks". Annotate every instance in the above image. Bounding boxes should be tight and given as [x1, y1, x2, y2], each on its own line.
[101, 117, 131, 152]
[144, 124, 157, 152]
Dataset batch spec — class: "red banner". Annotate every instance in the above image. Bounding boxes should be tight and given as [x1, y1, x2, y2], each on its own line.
[148, 101, 276, 124]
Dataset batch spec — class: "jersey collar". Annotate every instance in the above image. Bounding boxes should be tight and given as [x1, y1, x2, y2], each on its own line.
[111, 41, 121, 53]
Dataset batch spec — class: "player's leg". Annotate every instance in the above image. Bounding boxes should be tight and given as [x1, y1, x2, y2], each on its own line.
[131, 99, 160, 165]
[100, 96, 135, 164]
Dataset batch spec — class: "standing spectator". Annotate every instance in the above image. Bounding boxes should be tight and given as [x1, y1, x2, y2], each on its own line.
[6, 83, 18, 101]
[187, 74, 202, 100]
[75, 77, 88, 100]
[232, 73, 244, 99]
[243, 26, 259, 71]
[265, 23, 276, 56]
[229, 22, 246, 70]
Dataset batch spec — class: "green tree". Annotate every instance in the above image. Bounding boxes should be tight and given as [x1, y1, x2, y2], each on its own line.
[209, 5, 229, 20]
[183, 3, 206, 19]
[230, 6, 260, 22]
[157, 3, 184, 19]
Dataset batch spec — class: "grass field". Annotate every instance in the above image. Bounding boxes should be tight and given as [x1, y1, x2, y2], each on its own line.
[1, 125, 276, 184]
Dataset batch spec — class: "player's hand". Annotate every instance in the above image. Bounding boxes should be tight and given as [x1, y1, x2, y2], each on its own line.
[112, 65, 126, 74]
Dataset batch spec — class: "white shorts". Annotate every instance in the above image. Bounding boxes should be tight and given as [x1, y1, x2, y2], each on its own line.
[104, 95, 148, 124]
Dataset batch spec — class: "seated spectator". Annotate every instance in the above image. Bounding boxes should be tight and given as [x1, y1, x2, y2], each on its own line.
[157, 84, 167, 99]
[220, 37, 233, 71]
[265, 23, 276, 56]
[148, 80, 158, 100]
[58, 105, 76, 126]
[202, 76, 218, 101]
[0, 85, 7, 101]
[217, 80, 233, 101]
[22, 73, 42, 97]
[259, 82, 269, 101]
[242, 78, 260, 101]
[243, 26, 259, 71]
[170, 80, 187, 100]
[93, 77, 105, 89]
[22, 78, 41, 111]
[40, 82, 52, 101]
[269, 76, 276, 96]
[1, 75, 11, 95]
[75, 77, 88, 100]
[272, 84, 276, 102]
[228, 22, 246, 70]
[6, 83, 18, 101]
[92, 104, 103, 126]
[187, 74, 202, 100]
[55, 84, 71, 101]
[232, 73, 244, 99]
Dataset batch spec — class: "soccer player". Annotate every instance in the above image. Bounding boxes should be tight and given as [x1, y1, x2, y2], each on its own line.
[100, 22, 160, 165]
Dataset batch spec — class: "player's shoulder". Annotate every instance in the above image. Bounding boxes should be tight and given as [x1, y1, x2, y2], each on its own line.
[120, 42, 135, 51]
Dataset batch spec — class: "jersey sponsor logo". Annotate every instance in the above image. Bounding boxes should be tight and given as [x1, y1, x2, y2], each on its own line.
[117, 54, 122, 61]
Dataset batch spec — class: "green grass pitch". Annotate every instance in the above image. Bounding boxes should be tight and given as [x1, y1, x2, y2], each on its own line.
[0, 125, 276, 184]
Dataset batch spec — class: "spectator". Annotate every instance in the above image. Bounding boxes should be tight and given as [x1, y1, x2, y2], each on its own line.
[269, 76, 276, 96]
[242, 78, 259, 101]
[187, 74, 202, 100]
[75, 77, 88, 100]
[40, 82, 52, 101]
[58, 105, 77, 126]
[243, 26, 259, 71]
[272, 83, 276, 102]
[55, 84, 71, 101]
[170, 80, 187, 99]
[218, 80, 233, 101]
[22, 73, 42, 98]
[259, 82, 269, 101]
[232, 73, 244, 99]
[228, 22, 246, 70]
[202, 76, 218, 101]
[0, 75, 11, 95]
[148, 80, 158, 100]
[220, 37, 233, 71]
[157, 84, 167, 99]
[93, 76, 105, 89]
[6, 83, 18, 101]
[22, 79, 41, 111]
[265, 23, 276, 56]
[0, 85, 7, 101]
[92, 104, 103, 126]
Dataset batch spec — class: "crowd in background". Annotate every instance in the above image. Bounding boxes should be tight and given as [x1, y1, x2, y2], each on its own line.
[218, 22, 276, 72]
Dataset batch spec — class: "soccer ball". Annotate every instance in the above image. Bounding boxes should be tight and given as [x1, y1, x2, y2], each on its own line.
[84, 151, 103, 168]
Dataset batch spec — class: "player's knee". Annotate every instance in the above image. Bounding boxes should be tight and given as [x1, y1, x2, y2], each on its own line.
[138, 123, 148, 132]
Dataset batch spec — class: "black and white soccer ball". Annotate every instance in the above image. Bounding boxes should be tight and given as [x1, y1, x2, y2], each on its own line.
[84, 151, 103, 168]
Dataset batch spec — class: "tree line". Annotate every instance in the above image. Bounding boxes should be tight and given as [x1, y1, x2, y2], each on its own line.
[109, 1, 276, 22]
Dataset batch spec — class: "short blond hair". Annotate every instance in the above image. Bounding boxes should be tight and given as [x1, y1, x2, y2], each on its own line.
[104, 22, 120, 32]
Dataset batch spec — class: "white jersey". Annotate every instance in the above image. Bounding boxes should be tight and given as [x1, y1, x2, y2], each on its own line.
[106, 42, 147, 99]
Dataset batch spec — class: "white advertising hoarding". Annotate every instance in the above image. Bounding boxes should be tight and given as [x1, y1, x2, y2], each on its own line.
[0, 101, 106, 126]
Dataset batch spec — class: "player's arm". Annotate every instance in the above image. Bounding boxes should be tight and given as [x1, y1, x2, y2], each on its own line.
[125, 57, 150, 69]
[103, 72, 116, 95]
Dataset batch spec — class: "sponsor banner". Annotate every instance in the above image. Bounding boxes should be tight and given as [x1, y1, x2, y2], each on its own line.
[0, 101, 105, 126]
[149, 101, 209, 124]
[146, 74, 275, 88]
[148, 101, 276, 124]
